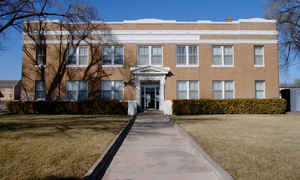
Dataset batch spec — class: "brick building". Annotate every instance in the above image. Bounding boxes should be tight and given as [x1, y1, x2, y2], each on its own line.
[21, 18, 279, 115]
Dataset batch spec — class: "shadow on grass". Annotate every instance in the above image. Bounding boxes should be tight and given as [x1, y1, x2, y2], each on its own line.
[0, 115, 129, 138]
[27, 176, 80, 180]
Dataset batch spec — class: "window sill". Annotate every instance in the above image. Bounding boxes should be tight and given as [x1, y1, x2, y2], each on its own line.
[66, 65, 88, 68]
[102, 65, 124, 68]
[35, 65, 46, 68]
[212, 65, 234, 68]
[35, 98, 46, 101]
[254, 65, 265, 68]
[176, 65, 199, 67]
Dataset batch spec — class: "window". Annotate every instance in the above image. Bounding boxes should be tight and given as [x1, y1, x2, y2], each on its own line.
[176, 45, 198, 66]
[101, 80, 124, 100]
[254, 46, 264, 66]
[102, 46, 124, 65]
[255, 81, 265, 98]
[36, 45, 46, 66]
[177, 81, 199, 99]
[67, 46, 88, 66]
[213, 80, 234, 99]
[66, 81, 88, 101]
[212, 45, 234, 66]
[138, 46, 162, 65]
[35, 80, 46, 100]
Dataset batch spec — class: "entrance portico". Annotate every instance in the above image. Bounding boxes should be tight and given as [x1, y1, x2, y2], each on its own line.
[130, 65, 170, 112]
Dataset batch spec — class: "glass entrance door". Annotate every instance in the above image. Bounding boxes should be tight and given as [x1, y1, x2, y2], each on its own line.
[141, 85, 160, 111]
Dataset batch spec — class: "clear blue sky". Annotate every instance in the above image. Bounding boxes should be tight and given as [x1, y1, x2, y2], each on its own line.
[0, 0, 299, 83]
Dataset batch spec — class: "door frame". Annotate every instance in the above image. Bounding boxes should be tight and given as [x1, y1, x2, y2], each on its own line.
[141, 84, 160, 111]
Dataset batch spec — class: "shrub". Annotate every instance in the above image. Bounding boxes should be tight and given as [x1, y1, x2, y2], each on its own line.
[173, 98, 286, 115]
[6, 100, 128, 115]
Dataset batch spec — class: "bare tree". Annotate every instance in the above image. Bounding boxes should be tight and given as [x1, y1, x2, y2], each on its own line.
[265, 0, 300, 66]
[0, 0, 98, 48]
[22, 19, 111, 101]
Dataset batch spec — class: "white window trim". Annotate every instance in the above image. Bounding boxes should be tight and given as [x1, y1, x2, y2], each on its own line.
[254, 45, 265, 67]
[255, 80, 266, 98]
[66, 80, 88, 101]
[212, 45, 235, 67]
[101, 80, 125, 100]
[213, 80, 235, 99]
[66, 46, 89, 68]
[137, 45, 163, 66]
[177, 80, 200, 99]
[102, 46, 125, 67]
[176, 45, 199, 67]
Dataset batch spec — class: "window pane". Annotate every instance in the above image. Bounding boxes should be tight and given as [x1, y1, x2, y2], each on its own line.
[78, 47, 88, 65]
[213, 91, 223, 99]
[224, 91, 234, 99]
[114, 46, 123, 65]
[224, 81, 234, 91]
[256, 91, 265, 99]
[212, 46, 222, 65]
[254, 46, 264, 66]
[177, 81, 187, 99]
[79, 81, 88, 101]
[101, 81, 112, 99]
[138, 46, 149, 65]
[66, 81, 78, 101]
[176, 46, 186, 65]
[102, 46, 113, 65]
[113, 81, 124, 99]
[67, 47, 77, 65]
[36, 46, 46, 65]
[35, 81, 45, 100]
[213, 81, 223, 90]
[151, 46, 162, 65]
[224, 46, 233, 65]
[255, 81, 265, 98]
[188, 46, 198, 65]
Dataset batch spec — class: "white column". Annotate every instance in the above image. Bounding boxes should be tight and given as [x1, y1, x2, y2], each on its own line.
[159, 77, 165, 111]
[136, 77, 141, 108]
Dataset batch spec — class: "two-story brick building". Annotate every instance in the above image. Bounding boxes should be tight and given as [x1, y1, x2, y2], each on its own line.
[21, 18, 279, 115]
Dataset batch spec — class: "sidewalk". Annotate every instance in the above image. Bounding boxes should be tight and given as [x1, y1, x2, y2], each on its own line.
[103, 111, 232, 180]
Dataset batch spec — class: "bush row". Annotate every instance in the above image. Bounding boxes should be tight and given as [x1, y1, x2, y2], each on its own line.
[6, 100, 128, 115]
[173, 98, 287, 115]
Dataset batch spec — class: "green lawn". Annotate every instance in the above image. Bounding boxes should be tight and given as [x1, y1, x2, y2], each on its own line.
[0, 114, 131, 180]
[176, 114, 300, 180]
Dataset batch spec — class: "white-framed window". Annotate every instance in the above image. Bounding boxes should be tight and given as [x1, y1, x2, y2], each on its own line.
[66, 46, 89, 67]
[255, 80, 265, 98]
[254, 46, 264, 67]
[102, 46, 124, 66]
[138, 45, 162, 65]
[35, 80, 46, 100]
[212, 45, 234, 67]
[212, 80, 234, 99]
[177, 80, 199, 99]
[101, 80, 124, 100]
[66, 81, 88, 101]
[176, 45, 198, 66]
[36, 45, 46, 66]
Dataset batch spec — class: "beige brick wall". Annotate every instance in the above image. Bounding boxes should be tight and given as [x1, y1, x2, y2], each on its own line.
[21, 21, 279, 101]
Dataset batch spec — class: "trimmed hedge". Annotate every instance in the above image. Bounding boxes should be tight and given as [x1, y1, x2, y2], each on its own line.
[6, 100, 128, 115]
[173, 98, 286, 115]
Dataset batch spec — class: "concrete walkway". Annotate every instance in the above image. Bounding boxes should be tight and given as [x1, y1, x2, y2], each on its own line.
[103, 111, 232, 180]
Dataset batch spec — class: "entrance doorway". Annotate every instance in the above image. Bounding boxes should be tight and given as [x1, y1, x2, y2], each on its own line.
[141, 82, 160, 111]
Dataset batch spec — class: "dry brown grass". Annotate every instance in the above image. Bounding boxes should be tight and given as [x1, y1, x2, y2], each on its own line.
[0, 114, 131, 180]
[176, 113, 300, 180]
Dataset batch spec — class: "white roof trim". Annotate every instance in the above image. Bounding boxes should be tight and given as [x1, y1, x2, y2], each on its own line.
[26, 18, 277, 24]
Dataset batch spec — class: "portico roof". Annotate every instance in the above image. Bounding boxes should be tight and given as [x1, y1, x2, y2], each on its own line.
[130, 65, 170, 75]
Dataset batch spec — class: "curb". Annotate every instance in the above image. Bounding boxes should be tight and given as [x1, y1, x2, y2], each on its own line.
[174, 123, 234, 180]
[81, 114, 137, 180]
